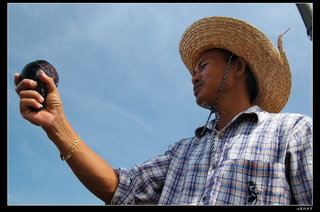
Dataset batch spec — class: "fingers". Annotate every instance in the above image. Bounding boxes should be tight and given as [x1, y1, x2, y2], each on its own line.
[19, 90, 45, 104]
[15, 71, 57, 96]
[20, 97, 43, 111]
[14, 70, 63, 127]
[19, 90, 45, 112]
[14, 73, 21, 86]
[15, 78, 38, 94]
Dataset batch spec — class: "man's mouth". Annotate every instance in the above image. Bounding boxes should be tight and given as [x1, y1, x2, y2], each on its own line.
[193, 83, 203, 96]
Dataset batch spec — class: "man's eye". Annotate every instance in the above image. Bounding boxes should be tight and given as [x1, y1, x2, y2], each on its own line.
[201, 63, 208, 69]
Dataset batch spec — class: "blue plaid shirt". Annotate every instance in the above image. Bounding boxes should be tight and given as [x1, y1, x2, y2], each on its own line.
[111, 106, 312, 205]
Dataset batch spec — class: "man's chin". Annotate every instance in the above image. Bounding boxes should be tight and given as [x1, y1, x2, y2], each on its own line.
[196, 98, 213, 109]
[195, 97, 203, 107]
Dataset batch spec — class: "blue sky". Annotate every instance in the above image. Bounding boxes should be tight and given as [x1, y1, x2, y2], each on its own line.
[8, 3, 312, 205]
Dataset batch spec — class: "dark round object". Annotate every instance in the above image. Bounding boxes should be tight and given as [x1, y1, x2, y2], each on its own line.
[20, 60, 59, 110]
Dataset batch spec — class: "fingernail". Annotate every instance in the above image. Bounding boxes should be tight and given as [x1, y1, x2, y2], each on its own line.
[38, 103, 43, 108]
[31, 80, 37, 86]
[40, 96, 45, 103]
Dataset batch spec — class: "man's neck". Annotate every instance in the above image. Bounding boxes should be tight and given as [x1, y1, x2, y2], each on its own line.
[216, 100, 252, 131]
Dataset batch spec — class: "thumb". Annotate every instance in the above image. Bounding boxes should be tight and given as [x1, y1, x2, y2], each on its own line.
[38, 70, 57, 93]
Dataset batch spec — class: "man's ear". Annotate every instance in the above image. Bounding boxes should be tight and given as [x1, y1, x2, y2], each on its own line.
[234, 57, 247, 77]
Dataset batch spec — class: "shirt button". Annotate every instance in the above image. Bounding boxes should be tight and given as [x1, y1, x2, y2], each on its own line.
[202, 196, 208, 202]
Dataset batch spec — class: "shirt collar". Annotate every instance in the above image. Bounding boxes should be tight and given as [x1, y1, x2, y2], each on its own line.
[194, 105, 264, 138]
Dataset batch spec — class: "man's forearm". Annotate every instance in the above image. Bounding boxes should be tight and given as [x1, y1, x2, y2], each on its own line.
[43, 115, 119, 203]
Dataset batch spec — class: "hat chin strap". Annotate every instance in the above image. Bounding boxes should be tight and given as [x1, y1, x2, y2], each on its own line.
[199, 54, 234, 137]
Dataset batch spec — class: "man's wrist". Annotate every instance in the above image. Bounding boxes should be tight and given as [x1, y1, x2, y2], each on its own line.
[42, 114, 78, 153]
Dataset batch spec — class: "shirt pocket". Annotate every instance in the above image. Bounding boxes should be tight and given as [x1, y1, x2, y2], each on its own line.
[210, 159, 290, 205]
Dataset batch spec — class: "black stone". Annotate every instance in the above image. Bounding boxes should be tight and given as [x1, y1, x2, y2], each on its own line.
[20, 60, 59, 111]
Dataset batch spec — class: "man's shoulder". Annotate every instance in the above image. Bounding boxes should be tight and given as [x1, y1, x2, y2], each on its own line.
[256, 109, 312, 133]
[166, 137, 194, 154]
[265, 111, 310, 119]
[268, 111, 311, 124]
[243, 106, 311, 125]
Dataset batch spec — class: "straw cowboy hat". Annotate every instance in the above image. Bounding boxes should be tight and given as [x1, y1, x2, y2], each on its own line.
[179, 16, 291, 113]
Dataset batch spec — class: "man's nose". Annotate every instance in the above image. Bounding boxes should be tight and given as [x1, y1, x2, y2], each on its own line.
[192, 71, 201, 85]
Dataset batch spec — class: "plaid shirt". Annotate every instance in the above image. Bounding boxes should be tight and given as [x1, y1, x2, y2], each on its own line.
[111, 106, 312, 205]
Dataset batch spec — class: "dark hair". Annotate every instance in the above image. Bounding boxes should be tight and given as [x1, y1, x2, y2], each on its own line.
[206, 48, 258, 103]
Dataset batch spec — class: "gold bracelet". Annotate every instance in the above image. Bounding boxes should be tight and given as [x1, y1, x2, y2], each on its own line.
[60, 136, 81, 161]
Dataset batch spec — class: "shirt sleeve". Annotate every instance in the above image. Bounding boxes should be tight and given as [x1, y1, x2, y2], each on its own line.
[286, 115, 313, 205]
[110, 148, 173, 205]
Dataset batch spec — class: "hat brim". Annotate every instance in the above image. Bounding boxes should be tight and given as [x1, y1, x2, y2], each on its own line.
[179, 16, 291, 113]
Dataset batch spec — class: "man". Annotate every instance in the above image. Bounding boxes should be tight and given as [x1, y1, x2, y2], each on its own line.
[14, 16, 312, 205]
